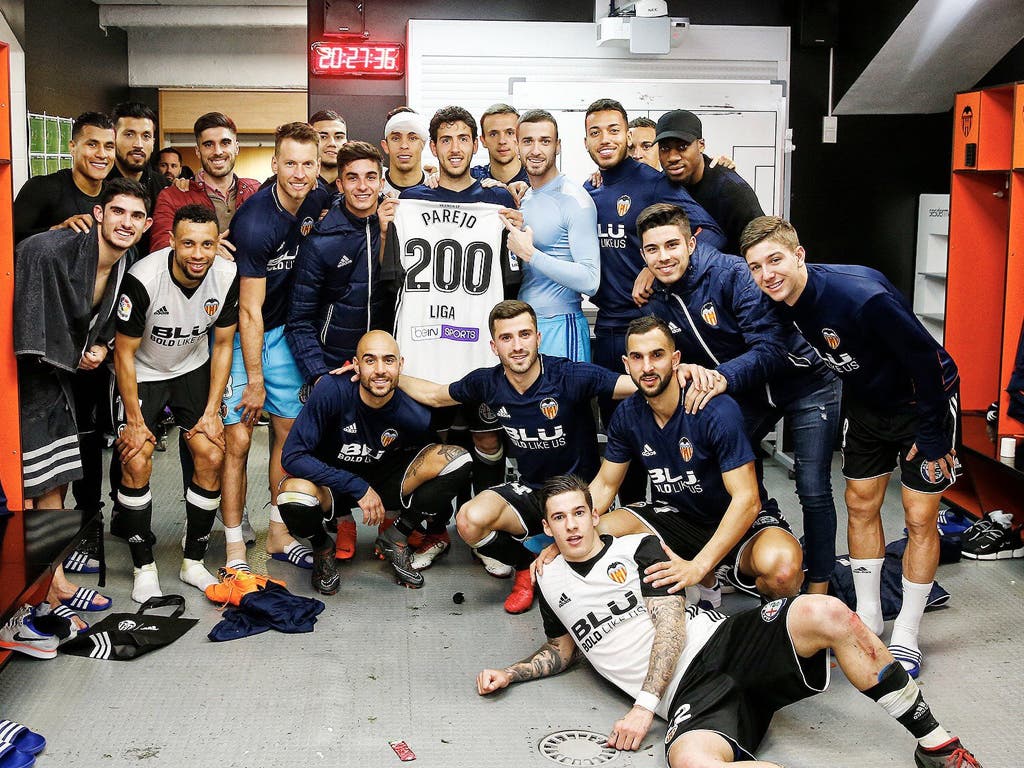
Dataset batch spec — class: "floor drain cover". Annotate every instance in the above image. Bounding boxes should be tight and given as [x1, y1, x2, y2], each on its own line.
[538, 730, 618, 765]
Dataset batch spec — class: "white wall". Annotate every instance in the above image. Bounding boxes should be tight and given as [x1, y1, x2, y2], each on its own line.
[126, 26, 306, 89]
[0, 12, 28, 192]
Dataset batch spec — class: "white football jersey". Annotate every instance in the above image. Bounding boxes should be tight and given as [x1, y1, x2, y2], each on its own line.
[389, 199, 518, 379]
[117, 248, 238, 382]
[537, 534, 724, 719]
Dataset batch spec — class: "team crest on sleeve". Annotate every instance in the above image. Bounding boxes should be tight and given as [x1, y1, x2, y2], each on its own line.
[606, 561, 627, 584]
[678, 437, 694, 462]
[117, 294, 132, 321]
[540, 397, 559, 420]
[204, 298, 220, 317]
[761, 597, 787, 623]
[700, 302, 718, 327]
[380, 428, 398, 448]
[300, 216, 315, 237]
[616, 195, 631, 217]
[822, 328, 841, 350]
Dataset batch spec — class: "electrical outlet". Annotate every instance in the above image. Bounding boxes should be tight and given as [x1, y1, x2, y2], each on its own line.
[822, 115, 837, 144]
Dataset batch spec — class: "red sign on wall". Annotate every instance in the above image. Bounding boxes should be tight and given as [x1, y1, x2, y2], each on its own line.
[310, 42, 404, 78]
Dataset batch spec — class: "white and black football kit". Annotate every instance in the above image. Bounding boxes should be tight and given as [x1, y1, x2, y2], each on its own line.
[537, 533, 828, 761]
[384, 196, 520, 381]
[114, 248, 239, 432]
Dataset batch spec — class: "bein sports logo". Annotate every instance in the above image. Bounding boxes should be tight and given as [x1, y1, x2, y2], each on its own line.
[410, 324, 479, 343]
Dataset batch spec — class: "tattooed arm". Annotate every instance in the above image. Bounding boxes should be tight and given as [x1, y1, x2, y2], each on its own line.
[606, 595, 687, 751]
[476, 635, 579, 695]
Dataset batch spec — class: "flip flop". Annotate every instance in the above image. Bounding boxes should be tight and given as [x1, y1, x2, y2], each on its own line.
[0, 721, 45, 755]
[62, 549, 100, 574]
[270, 545, 313, 570]
[888, 643, 922, 679]
[0, 743, 34, 768]
[59, 587, 111, 613]
[49, 605, 88, 636]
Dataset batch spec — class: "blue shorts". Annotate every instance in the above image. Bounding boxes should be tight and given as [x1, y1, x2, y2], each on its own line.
[222, 325, 305, 425]
[537, 312, 591, 362]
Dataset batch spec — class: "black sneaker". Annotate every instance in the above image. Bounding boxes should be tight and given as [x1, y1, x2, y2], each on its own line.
[311, 541, 340, 595]
[961, 513, 1024, 560]
[914, 737, 983, 767]
[374, 537, 425, 589]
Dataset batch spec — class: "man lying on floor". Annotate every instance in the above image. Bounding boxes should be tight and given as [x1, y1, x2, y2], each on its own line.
[476, 473, 982, 768]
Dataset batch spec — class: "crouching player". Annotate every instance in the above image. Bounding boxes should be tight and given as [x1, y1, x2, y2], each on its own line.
[112, 205, 237, 601]
[478, 474, 983, 768]
[280, 331, 471, 594]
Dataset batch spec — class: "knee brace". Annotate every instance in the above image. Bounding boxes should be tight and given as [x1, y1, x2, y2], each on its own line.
[276, 490, 325, 540]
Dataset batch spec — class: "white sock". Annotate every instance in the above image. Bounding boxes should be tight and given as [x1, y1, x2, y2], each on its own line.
[225, 558, 249, 570]
[283, 540, 305, 555]
[850, 557, 885, 635]
[224, 525, 243, 544]
[889, 577, 932, 659]
[180, 558, 219, 591]
[132, 562, 162, 604]
[698, 582, 722, 608]
[269, 504, 284, 524]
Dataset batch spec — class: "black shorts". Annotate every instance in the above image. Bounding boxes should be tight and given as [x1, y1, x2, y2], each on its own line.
[112, 364, 211, 435]
[340, 448, 421, 511]
[487, 481, 545, 537]
[664, 596, 829, 760]
[841, 395, 959, 494]
[18, 359, 82, 497]
[622, 502, 795, 591]
[445, 401, 501, 434]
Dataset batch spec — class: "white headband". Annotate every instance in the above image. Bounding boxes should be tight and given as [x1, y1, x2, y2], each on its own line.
[383, 112, 430, 142]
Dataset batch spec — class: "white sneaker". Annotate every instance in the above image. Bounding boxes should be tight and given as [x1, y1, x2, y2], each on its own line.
[180, 558, 219, 591]
[132, 563, 162, 604]
[411, 534, 450, 571]
[473, 549, 513, 578]
[241, 509, 257, 546]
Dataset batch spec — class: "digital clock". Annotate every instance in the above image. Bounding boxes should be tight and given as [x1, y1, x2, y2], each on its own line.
[310, 42, 405, 78]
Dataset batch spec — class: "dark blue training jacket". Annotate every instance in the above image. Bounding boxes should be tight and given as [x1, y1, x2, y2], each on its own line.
[644, 241, 833, 410]
[585, 158, 725, 331]
[780, 264, 959, 460]
[286, 202, 385, 383]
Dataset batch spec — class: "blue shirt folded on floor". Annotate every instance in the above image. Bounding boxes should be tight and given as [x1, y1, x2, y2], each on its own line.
[208, 581, 326, 642]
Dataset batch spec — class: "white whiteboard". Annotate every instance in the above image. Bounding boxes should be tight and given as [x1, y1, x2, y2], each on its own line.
[510, 79, 784, 214]
[406, 21, 791, 215]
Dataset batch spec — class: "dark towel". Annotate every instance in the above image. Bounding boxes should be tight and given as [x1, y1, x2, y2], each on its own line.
[13, 227, 129, 371]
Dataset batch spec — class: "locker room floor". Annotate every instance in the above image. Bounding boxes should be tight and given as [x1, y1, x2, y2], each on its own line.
[0, 426, 1018, 768]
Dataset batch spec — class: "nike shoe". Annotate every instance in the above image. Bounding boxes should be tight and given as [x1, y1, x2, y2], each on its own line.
[714, 563, 736, 594]
[374, 537, 424, 589]
[472, 549, 513, 578]
[205, 567, 288, 605]
[0, 605, 59, 659]
[914, 737, 983, 767]
[312, 540, 341, 595]
[961, 510, 1024, 560]
[411, 532, 451, 571]
[504, 569, 534, 614]
[335, 518, 357, 561]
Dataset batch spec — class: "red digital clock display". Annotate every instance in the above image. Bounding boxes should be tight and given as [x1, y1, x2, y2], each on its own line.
[310, 42, 405, 78]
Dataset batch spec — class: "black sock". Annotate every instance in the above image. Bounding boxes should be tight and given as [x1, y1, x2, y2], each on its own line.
[393, 509, 425, 539]
[278, 490, 331, 550]
[471, 446, 506, 494]
[476, 531, 534, 571]
[117, 484, 154, 567]
[183, 481, 220, 560]
[862, 662, 942, 740]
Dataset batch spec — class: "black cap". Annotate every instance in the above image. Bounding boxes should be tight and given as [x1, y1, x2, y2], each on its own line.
[654, 110, 702, 144]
